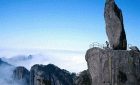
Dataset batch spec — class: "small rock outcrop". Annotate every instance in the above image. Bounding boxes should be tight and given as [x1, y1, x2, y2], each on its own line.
[129, 46, 140, 52]
[104, 0, 127, 50]
[75, 70, 91, 85]
[30, 64, 75, 85]
[13, 66, 30, 85]
[85, 47, 140, 85]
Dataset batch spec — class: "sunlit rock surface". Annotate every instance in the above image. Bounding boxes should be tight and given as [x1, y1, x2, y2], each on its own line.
[104, 0, 127, 50]
[86, 47, 140, 85]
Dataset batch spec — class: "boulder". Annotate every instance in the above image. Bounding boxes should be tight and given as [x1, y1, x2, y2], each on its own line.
[85, 47, 140, 85]
[104, 0, 127, 50]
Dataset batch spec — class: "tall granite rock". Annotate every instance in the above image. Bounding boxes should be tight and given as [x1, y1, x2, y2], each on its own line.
[104, 0, 127, 50]
[30, 64, 75, 85]
[85, 47, 140, 85]
[13, 66, 30, 85]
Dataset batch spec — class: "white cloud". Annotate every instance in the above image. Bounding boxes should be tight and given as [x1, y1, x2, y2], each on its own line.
[1, 48, 87, 73]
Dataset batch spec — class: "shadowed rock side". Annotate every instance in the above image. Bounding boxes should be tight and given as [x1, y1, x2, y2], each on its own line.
[75, 70, 91, 85]
[85, 47, 140, 85]
[30, 64, 75, 85]
[13, 66, 30, 85]
[104, 0, 127, 50]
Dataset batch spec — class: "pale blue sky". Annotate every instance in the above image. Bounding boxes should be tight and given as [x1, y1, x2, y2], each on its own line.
[0, 0, 140, 53]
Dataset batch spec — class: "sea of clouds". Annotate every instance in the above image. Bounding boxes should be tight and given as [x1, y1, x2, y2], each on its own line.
[0, 48, 87, 73]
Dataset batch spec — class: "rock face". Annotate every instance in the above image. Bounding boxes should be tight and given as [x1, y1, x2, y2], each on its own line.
[104, 0, 127, 50]
[85, 47, 140, 85]
[13, 66, 30, 85]
[30, 64, 75, 85]
[75, 70, 91, 85]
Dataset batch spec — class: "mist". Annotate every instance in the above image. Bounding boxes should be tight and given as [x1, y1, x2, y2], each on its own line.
[0, 62, 27, 85]
[1, 48, 87, 73]
[0, 48, 87, 84]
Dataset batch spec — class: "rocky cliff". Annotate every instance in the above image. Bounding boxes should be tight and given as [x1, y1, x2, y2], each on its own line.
[85, 47, 140, 85]
[85, 0, 140, 84]
[12, 64, 89, 85]
[30, 64, 75, 85]
[0, 58, 81, 85]
[13, 66, 30, 85]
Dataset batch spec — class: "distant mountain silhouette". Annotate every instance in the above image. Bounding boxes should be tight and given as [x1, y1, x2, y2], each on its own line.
[2, 55, 33, 62]
[0, 58, 12, 66]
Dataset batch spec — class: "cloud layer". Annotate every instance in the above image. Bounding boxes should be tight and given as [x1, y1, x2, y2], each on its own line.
[1, 48, 87, 73]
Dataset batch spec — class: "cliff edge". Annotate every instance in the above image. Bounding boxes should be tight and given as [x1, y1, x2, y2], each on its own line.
[85, 47, 140, 85]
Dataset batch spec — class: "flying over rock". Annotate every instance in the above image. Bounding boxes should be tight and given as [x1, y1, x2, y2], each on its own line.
[104, 0, 127, 50]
